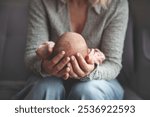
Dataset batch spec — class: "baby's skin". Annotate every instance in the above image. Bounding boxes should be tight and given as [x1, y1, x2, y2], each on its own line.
[51, 32, 88, 58]
[36, 32, 105, 64]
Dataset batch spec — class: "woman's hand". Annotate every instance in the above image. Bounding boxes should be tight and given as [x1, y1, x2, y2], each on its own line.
[36, 41, 71, 80]
[67, 48, 105, 79]
[42, 51, 71, 80]
[67, 53, 95, 79]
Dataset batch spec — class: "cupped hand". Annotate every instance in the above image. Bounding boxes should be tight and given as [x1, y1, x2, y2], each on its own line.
[67, 53, 95, 79]
[67, 48, 105, 79]
[36, 41, 71, 80]
[42, 51, 71, 80]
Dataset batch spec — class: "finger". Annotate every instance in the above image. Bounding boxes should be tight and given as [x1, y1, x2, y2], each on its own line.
[70, 56, 85, 77]
[76, 53, 90, 73]
[48, 51, 65, 69]
[86, 49, 95, 64]
[85, 55, 94, 64]
[52, 57, 70, 74]
[63, 73, 70, 80]
[67, 63, 78, 78]
[57, 66, 70, 76]
[58, 67, 70, 80]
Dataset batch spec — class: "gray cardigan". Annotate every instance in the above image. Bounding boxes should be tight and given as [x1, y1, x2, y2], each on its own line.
[25, 0, 129, 80]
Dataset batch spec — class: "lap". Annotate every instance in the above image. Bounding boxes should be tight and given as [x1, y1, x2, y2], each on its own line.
[12, 74, 64, 99]
[69, 79, 124, 100]
[12, 74, 123, 100]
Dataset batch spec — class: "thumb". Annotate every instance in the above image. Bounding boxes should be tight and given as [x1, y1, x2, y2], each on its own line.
[85, 48, 95, 64]
[85, 55, 94, 64]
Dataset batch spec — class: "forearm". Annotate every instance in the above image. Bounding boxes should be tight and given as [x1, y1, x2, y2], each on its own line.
[82, 60, 122, 81]
[25, 48, 42, 75]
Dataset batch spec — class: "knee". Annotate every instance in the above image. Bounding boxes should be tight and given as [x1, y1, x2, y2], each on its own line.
[37, 77, 62, 88]
[36, 77, 64, 92]
[68, 80, 124, 100]
[68, 81, 104, 100]
[29, 77, 65, 99]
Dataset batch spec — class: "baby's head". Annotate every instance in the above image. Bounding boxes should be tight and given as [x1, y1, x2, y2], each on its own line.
[51, 32, 88, 58]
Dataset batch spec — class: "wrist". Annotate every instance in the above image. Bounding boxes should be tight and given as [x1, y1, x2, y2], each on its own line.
[40, 60, 51, 77]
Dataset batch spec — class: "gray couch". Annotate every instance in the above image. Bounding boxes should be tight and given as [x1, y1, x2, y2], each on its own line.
[0, 0, 150, 100]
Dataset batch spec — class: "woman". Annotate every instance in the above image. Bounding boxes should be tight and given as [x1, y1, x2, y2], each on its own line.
[14, 0, 128, 100]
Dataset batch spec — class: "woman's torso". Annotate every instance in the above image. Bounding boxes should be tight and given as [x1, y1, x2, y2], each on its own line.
[42, 0, 116, 48]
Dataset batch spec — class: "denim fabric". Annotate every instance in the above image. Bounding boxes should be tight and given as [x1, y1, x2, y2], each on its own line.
[13, 75, 124, 100]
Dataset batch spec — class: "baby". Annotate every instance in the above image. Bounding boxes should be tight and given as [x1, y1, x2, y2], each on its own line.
[36, 32, 105, 65]
[50, 32, 88, 59]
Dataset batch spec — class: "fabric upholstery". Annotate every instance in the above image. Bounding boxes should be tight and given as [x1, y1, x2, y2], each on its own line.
[118, 0, 150, 99]
[0, 0, 30, 81]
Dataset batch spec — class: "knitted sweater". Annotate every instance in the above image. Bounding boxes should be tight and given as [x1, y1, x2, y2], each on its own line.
[25, 0, 129, 80]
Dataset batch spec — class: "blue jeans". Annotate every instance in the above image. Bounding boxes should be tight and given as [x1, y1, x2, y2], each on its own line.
[13, 75, 124, 100]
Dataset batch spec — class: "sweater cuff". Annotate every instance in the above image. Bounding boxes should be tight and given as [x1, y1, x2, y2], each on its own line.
[35, 59, 51, 78]
[80, 64, 99, 81]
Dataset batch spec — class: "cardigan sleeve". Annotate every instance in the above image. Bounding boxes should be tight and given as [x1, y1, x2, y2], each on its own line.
[82, 0, 129, 81]
[25, 0, 49, 75]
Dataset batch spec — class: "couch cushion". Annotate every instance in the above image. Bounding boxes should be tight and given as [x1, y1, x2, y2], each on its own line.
[131, 0, 150, 99]
[0, 81, 26, 99]
[123, 86, 142, 100]
[0, 0, 30, 81]
[118, 0, 150, 99]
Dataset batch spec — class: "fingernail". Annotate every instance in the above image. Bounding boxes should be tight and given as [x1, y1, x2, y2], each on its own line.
[64, 73, 69, 80]
[71, 56, 75, 61]
[77, 53, 80, 57]
[66, 67, 70, 72]
[66, 57, 70, 61]
[61, 51, 65, 55]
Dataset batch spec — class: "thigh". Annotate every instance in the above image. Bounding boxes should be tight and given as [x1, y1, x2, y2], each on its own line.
[68, 79, 124, 100]
[12, 74, 64, 99]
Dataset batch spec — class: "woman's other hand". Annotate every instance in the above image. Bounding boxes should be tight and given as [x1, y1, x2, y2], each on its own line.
[67, 48, 105, 80]
[67, 53, 95, 79]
